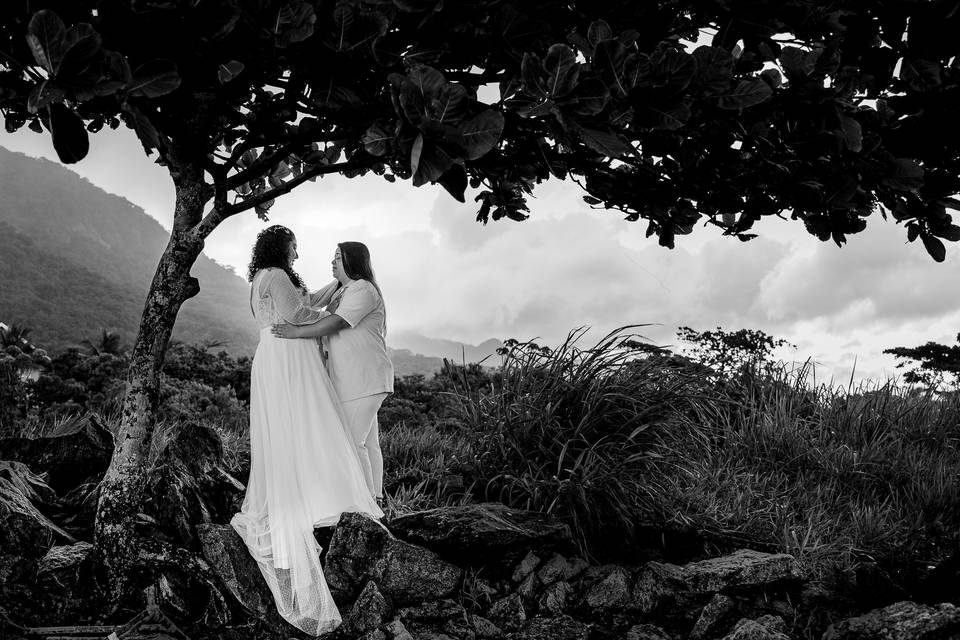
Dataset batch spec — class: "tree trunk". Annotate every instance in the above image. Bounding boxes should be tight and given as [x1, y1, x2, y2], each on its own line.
[94, 154, 212, 602]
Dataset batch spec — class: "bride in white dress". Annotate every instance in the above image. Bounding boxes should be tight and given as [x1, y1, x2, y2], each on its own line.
[231, 225, 383, 635]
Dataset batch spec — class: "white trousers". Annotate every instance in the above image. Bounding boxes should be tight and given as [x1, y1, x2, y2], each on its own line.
[341, 392, 388, 498]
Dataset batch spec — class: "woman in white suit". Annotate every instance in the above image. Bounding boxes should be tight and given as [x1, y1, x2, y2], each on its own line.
[273, 241, 393, 500]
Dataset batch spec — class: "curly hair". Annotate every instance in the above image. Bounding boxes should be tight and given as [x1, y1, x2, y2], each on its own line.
[247, 225, 305, 290]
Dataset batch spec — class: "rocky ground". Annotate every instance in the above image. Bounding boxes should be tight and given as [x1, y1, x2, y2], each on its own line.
[2, 420, 960, 640]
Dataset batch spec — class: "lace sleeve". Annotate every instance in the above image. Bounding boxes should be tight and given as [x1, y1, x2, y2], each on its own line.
[308, 280, 340, 308]
[258, 269, 324, 325]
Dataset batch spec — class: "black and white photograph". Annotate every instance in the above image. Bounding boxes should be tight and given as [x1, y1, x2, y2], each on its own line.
[2, 2, 960, 639]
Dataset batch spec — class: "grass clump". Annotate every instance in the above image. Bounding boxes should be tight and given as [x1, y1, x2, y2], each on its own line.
[652, 362, 960, 577]
[455, 326, 714, 554]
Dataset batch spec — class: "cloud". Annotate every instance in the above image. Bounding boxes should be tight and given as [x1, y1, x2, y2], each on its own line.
[756, 217, 960, 325]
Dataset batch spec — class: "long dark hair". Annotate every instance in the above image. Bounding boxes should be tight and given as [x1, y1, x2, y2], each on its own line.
[247, 225, 305, 290]
[338, 241, 386, 328]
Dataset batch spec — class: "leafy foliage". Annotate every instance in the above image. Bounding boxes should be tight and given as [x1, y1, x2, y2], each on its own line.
[678, 325, 795, 379]
[1, 2, 960, 256]
[4, 331, 252, 431]
[884, 333, 960, 388]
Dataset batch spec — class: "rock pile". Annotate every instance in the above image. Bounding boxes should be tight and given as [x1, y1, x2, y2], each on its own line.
[194, 506, 960, 640]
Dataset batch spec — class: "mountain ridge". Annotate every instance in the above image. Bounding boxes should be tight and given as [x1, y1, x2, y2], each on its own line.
[0, 146, 501, 374]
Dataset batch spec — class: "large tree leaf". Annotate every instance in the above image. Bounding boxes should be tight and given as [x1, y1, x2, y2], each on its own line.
[26, 10, 65, 74]
[650, 48, 695, 91]
[594, 39, 630, 98]
[456, 110, 504, 160]
[411, 135, 453, 186]
[27, 80, 65, 114]
[573, 122, 633, 157]
[692, 46, 733, 95]
[838, 114, 862, 153]
[566, 77, 609, 116]
[588, 20, 613, 47]
[921, 232, 946, 262]
[649, 101, 691, 130]
[217, 60, 244, 84]
[47, 103, 89, 163]
[521, 52, 547, 99]
[717, 78, 773, 110]
[883, 158, 924, 192]
[362, 121, 394, 156]
[276, 0, 316, 48]
[543, 43, 579, 98]
[780, 46, 820, 79]
[427, 83, 468, 125]
[622, 53, 650, 92]
[123, 104, 162, 154]
[399, 65, 446, 125]
[330, 0, 354, 51]
[899, 57, 942, 91]
[127, 60, 180, 98]
[437, 163, 467, 202]
[59, 24, 101, 77]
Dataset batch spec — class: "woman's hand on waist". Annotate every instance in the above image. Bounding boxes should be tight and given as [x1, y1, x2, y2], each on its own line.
[272, 322, 305, 339]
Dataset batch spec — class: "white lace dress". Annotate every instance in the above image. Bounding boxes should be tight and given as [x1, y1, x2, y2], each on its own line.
[230, 268, 383, 635]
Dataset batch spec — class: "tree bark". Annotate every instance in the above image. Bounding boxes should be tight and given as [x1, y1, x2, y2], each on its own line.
[94, 152, 213, 602]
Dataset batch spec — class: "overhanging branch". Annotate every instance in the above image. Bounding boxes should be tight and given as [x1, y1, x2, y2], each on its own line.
[211, 158, 378, 224]
[224, 128, 364, 190]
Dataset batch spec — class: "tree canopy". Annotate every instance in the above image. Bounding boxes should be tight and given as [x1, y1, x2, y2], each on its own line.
[885, 333, 960, 388]
[2, 0, 960, 259]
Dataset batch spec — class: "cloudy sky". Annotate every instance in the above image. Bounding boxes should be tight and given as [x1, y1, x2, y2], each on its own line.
[2, 124, 958, 386]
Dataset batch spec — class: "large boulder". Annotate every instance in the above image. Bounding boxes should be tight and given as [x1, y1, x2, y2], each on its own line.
[35, 542, 98, 624]
[583, 566, 632, 611]
[325, 512, 462, 605]
[690, 593, 737, 639]
[510, 615, 590, 640]
[631, 561, 686, 614]
[147, 422, 245, 548]
[387, 503, 576, 570]
[0, 416, 112, 493]
[721, 617, 790, 640]
[822, 601, 960, 639]
[341, 581, 393, 636]
[196, 523, 278, 623]
[679, 549, 804, 595]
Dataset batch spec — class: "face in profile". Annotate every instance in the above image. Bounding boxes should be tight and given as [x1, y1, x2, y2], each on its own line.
[286, 237, 299, 268]
[332, 247, 345, 282]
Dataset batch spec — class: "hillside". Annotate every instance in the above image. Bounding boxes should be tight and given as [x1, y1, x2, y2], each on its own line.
[0, 146, 500, 374]
[0, 146, 258, 354]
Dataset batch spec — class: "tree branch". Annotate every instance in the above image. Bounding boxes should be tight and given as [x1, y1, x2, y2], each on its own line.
[224, 128, 362, 188]
[223, 158, 377, 218]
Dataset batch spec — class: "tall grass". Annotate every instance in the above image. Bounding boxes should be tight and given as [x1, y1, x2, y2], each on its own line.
[379, 421, 475, 517]
[653, 361, 960, 576]
[455, 326, 716, 554]
[424, 328, 960, 576]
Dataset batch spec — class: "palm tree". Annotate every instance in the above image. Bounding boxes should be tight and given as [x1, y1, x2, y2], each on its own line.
[0, 322, 33, 352]
[80, 329, 125, 356]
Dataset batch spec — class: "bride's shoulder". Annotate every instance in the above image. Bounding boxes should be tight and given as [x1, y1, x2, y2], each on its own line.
[254, 267, 284, 277]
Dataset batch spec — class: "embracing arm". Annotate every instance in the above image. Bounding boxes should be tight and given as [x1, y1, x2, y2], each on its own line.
[273, 314, 348, 339]
[261, 269, 325, 325]
[308, 280, 340, 308]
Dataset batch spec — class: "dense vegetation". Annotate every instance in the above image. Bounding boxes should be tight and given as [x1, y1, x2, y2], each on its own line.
[3, 322, 958, 593]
